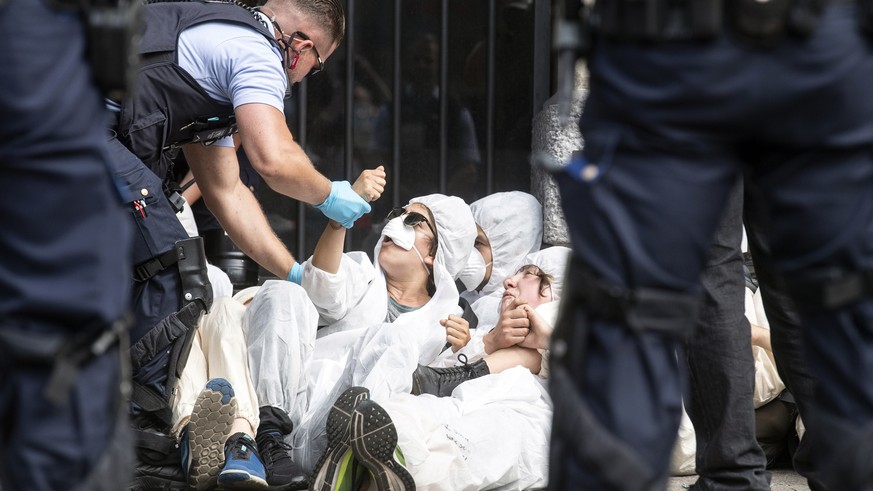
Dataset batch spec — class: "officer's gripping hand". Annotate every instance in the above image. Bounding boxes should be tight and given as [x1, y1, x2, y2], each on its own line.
[287, 261, 304, 284]
[314, 181, 371, 228]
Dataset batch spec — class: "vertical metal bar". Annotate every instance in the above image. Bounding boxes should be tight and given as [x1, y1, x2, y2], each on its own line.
[345, 0, 355, 181]
[486, 0, 496, 195]
[439, 0, 448, 194]
[344, 0, 356, 250]
[296, 81, 308, 257]
[532, 0, 552, 121]
[392, 0, 401, 207]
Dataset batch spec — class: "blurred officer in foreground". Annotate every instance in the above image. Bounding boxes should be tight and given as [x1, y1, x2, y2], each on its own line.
[0, 0, 136, 489]
[549, 1, 873, 490]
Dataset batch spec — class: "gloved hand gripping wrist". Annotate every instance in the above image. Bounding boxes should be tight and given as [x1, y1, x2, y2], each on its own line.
[314, 181, 371, 228]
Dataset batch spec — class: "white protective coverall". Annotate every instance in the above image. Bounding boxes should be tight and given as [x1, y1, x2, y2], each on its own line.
[440, 191, 544, 368]
[463, 191, 544, 331]
[243, 194, 476, 475]
[380, 246, 571, 490]
[445, 246, 570, 367]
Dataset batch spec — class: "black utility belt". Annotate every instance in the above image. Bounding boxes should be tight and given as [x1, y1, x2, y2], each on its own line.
[593, 0, 858, 45]
[164, 115, 239, 152]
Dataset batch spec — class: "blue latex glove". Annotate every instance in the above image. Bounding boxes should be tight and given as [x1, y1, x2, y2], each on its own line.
[286, 262, 304, 284]
[314, 181, 371, 228]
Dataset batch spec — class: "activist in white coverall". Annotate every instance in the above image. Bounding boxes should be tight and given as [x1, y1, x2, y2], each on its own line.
[243, 194, 476, 475]
[375, 246, 571, 490]
[458, 191, 544, 333]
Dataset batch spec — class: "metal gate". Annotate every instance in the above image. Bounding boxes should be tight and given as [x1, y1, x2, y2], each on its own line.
[258, 0, 552, 260]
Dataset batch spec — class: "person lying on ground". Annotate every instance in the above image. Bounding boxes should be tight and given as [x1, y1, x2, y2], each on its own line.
[241, 185, 476, 484]
[414, 246, 570, 397]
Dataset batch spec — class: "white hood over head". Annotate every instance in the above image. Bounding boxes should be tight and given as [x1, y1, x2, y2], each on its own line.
[523, 246, 572, 302]
[471, 191, 543, 295]
[408, 194, 477, 282]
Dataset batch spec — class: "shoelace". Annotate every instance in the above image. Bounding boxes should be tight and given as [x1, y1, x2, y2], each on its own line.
[230, 434, 261, 461]
[256, 431, 294, 467]
[440, 354, 477, 384]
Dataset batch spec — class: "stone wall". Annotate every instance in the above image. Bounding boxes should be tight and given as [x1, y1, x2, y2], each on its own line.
[530, 62, 588, 247]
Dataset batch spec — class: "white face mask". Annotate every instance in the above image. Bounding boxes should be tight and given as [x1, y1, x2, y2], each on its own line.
[382, 217, 431, 275]
[457, 249, 487, 292]
[383, 217, 416, 250]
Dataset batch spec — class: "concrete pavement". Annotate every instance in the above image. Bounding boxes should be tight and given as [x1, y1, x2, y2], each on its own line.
[670, 469, 811, 490]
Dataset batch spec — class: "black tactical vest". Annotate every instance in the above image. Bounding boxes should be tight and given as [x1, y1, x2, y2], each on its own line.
[116, 0, 280, 180]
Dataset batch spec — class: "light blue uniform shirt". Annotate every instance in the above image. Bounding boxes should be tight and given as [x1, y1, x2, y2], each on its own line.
[175, 11, 287, 147]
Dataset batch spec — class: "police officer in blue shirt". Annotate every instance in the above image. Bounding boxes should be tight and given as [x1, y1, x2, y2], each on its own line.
[0, 1, 134, 490]
[549, 1, 873, 490]
[110, 0, 374, 487]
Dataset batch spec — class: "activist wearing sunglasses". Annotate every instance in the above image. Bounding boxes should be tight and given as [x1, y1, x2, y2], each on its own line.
[387, 206, 439, 253]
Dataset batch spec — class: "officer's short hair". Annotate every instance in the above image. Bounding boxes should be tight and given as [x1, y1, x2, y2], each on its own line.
[275, 0, 345, 46]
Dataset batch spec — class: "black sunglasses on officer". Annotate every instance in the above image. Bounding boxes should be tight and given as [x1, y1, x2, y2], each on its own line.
[269, 17, 324, 78]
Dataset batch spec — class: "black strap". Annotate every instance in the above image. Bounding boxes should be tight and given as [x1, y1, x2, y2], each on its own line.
[0, 318, 126, 406]
[458, 294, 479, 331]
[131, 381, 174, 427]
[788, 268, 873, 311]
[46, 323, 123, 405]
[0, 327, 66, 362]
[134, 247, 180, 282]
[133, 246, 179, 282]
[134, 427, 178, 456]
[570, 257, 701, 340]
[132, 381, 172, 414]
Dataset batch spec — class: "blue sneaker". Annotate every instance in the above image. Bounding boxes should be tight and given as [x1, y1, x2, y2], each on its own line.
[217, 432, 268, 489]
[188, 378, 238, 490]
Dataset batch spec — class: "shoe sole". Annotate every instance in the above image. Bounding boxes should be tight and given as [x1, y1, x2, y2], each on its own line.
[267, 476, 310, 491]
[350, 400, 416, 491]
[188, 379, 238, 490]
[310, 386, 370, 491]
[218, 469, 269, 489]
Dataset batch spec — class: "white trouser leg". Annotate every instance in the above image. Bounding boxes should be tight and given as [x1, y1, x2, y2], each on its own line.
[198, 297, 260, 431]
[243, 280, 318, 428]
[171, 325, 208, 438]
[171, 297, 260, 437]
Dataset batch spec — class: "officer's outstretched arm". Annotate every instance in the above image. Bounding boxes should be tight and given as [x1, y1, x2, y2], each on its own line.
[235, 102, 331, 204]
[183, 142, 297, 280]
[236, 102, 371, 228]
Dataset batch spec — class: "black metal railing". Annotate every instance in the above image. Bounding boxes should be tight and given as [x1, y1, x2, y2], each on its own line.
[260, 0, 552, 263]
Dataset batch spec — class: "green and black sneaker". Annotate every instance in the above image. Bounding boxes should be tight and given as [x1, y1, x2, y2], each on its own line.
[310, 387, 371, 491]
[349, 399, 415, 491]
